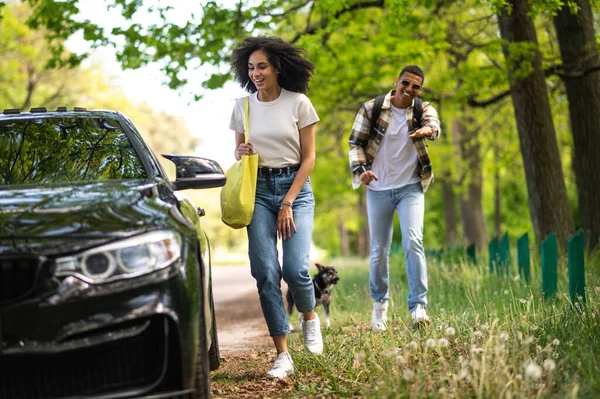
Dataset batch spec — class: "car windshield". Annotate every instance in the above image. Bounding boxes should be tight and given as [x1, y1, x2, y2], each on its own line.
[0, 116, 147, 185]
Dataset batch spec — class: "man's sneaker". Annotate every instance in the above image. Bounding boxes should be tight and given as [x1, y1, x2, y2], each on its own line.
[372, 301, 388, 332]
[411, 304, 431, 326]
[267, 352, 294, 379]
[302, 313, 324, 354]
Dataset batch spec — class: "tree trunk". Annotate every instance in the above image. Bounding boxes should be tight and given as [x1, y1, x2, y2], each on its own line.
[553, 0, 600, 252]
[440, 119, 459, 247]
[497, 0, 575, 247]
[441, 180, 459, 246]
[452, 118, 489, 251]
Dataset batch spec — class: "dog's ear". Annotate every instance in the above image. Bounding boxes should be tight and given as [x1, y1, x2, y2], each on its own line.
[315, 263, 324, 272]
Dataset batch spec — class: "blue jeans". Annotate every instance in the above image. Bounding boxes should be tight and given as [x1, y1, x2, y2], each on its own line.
[247, 172, 316, 336]
[366, 182, 427, 311]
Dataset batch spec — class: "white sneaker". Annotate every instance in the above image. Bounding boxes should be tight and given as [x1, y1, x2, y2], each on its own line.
[372, 301, 388, 332]
[411, 304, 431, 325]
[302, 314, 324, 354]
[267, 352, 294, 379]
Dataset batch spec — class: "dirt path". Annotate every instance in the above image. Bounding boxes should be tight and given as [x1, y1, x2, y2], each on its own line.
[210, 266, 296, 398]
[211, 265, 273, 355]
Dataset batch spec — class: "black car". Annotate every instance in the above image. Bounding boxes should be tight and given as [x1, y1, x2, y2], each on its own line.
[0, 107, 226, 399]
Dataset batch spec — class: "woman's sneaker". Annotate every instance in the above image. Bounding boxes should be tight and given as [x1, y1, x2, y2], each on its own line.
[302, 314, 324, 354]
[267, 352, 294, 379]
[372, 301, 388, 332]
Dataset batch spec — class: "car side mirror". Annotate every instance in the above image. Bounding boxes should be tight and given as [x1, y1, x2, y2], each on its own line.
[162, 154, 226, 190]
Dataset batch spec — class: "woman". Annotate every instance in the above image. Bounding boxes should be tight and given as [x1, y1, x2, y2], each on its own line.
[229, 36, 322, 379]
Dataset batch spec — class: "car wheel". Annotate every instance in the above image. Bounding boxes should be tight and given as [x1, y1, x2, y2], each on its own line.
[208, 285, 220, 371]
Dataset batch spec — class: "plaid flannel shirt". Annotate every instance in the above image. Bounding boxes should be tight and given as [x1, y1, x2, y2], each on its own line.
[348, 90, 441, 192]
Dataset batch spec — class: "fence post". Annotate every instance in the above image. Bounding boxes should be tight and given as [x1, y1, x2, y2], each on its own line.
[489, 236, 499, 274]
[467, 243, 476, 265]
[568, 229, 586, 305]
[517, 233, 531, 284]
[498, 232, 511, 277]
[541, 233, 558, 298]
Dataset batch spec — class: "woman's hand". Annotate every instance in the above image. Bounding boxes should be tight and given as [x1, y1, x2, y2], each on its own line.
[277, 204, 296, 240]
[235, 141, 254, 160]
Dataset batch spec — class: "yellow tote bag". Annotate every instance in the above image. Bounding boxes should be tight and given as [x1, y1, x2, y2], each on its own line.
[220, 97, 259, 229]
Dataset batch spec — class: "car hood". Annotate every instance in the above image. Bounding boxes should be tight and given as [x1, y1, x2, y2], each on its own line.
[0, 179, 174, 256]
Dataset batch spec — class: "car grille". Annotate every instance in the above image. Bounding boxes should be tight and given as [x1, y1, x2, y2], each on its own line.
[0, 317, 168, 399]
[0, 255, 43, 304]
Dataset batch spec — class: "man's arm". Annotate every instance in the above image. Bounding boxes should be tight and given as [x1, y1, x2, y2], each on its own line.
[422, 101, 441, 140]
[348, 102, 373, 176]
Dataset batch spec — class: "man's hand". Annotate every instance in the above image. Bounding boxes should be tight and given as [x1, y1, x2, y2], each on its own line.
[408, 126, 434, 139]
[359, 170, 378, 186]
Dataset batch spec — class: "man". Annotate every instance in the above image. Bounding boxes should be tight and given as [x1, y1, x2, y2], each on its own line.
[348, 65, 441, 332]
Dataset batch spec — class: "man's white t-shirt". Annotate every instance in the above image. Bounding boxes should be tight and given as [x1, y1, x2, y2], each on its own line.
[229, 88, 320, 167]
[368, 104, 420, 191]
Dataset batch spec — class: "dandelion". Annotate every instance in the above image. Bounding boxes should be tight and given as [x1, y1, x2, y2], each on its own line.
[517, 332, 523, 341]
[552, 339, 560, 346]
[552, 352, 559, 359]
[536, 345, 542, 352]
[457, 369, 468, 380]
[354, 352, 365, 363]
[519, 298, 527, 304]
[543, 359, 556, 372]
[470, 345, 484, 355]
[523, 336, 534, 345]
[426, 338, 436, 348]
[513, 274, 521, 281]
[532, 325, 539, 331]
[438, 338, 449, 347]
[402, 369, 415, 381]
[504, 289, 509, 295]
[474, 331, 483, 339]
[524, 361, 542, 379]
[407, 341, 419, 351]
[499, 331, 509, 342]
[396, 355, 406, 365]
[383, 348, 400, 357]
[445, 327, 456, 337]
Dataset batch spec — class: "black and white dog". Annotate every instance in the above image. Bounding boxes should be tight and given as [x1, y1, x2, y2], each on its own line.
[286, 263, 340, 329]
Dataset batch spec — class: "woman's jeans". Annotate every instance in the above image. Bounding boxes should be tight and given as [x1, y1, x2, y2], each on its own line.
[366, 182, 427, 312]
[247, 172, 315, 336]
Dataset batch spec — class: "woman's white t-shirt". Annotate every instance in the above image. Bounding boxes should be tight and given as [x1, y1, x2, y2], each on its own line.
[229, 88, 319, 167]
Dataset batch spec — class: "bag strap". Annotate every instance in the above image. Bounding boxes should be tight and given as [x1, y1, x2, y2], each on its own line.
[244, 96, 249, 143]
[412, 97, 423, 130]
[370, 94, 385, 138]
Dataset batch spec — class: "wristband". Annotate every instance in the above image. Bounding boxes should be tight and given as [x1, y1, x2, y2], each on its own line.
[281, 201, 293, 207]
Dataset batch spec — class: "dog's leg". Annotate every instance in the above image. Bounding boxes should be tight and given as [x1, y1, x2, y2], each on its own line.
[323, 301, 331, 328]
[286, 289, 295, 331]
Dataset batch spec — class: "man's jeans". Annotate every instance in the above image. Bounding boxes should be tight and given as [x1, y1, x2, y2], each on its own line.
[366, 182, 427, 311]
[247, 172, 315, 336]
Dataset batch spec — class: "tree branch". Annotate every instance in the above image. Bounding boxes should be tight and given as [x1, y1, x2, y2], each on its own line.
[291, 0, 384, 43]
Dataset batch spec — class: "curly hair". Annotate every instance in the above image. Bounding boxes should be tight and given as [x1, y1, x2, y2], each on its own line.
[399, 65, 425, 84]
[230, 36, 315, 94]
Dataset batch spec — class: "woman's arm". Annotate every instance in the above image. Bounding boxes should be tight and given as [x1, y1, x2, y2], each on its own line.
[234, 131, 253, 160]
[277, 123, 316, 239]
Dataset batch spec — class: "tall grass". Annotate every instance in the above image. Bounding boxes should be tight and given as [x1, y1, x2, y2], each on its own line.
[287, 251, 600, 398]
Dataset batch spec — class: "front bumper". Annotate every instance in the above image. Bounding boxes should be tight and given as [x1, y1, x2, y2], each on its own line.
[0, 266, 199, 399]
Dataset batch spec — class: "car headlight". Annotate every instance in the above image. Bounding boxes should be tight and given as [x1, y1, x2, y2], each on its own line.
[56, 231, 182, 283]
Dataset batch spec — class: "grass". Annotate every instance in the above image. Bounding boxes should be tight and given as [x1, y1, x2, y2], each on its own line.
[280, 250, 600, 398]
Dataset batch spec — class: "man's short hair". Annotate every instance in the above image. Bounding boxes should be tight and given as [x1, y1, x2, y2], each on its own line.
[399, 65, 425, 84]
